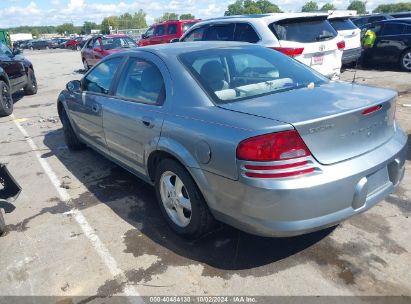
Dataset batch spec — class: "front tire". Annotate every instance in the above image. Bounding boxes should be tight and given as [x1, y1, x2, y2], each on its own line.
[0, 209, 5, 236]
[400, 49, 411, 71]
[61, 108, 85, 150]
[0, 81, 13, 117]
[24, 68, 38, 95]
[155, 159, 214, 238]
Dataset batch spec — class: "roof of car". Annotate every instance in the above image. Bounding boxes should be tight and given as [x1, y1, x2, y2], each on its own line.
[379, 17, 411, 24]
[201, 12, 328, 24]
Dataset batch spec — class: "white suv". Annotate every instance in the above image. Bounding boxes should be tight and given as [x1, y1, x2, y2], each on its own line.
[180, 13, 344, 79]
[328, 15, 362, 65]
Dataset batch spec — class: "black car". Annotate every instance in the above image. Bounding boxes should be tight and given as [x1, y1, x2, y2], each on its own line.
[390, 12, 411, 19]
[352, 14, 394, 29]
[0, 163, 21, 236]
[0, 41, 38, 116]
[363, 18, 411, 71]
[27, 40, 51, 50]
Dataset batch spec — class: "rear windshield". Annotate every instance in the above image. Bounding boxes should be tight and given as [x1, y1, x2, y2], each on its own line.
[183, 22, 198, 33]
[329, 18, 358, 31]
[179, 46, 327, 104]
[269, 17, 337, 43]
[102, 37, 137, 50]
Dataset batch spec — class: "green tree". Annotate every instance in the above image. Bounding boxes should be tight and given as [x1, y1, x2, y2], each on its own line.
[347, 0, 367, 14]
[133, 9, 147, 28]
[81, 21, 98, 35]
[180, 13, 196, 20]
[31, 28, 39, 38]
[101, 16, 119, 34]
[56, 23, 76, 35]
[225, 0, 282, 15]
[155, 12, 179, 23]
[321, 3, 337, 10]
[373, 2, 411, 13]
[301, 1, 319, 12]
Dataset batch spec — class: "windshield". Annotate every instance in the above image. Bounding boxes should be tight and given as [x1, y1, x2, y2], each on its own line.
[102, 37, 137, 50]
[179, 46, 328, 104]
[329, 18, 358, 31]
[0, 41, 12, 56]
[182, 22, 198, 33]
[270, 17, 337, 43]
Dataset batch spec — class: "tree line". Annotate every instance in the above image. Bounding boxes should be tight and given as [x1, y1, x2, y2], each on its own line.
[5, 1, 411, 36]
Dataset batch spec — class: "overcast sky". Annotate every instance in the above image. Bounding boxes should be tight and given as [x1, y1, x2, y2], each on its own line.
[0, 0, 406, 28]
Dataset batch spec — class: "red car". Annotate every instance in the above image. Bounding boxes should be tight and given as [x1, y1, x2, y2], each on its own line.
[138, 19, 199, 46]
[65, 37, 85, 51]
[81, 35, 137, 70]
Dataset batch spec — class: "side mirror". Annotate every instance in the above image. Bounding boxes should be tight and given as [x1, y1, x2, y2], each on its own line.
[170, 38, 180, 43]
[93, 47, 102, 52]
[66, 80, 81, 93]
[12, 48, 22, 56]
[141, 34, 147, 39]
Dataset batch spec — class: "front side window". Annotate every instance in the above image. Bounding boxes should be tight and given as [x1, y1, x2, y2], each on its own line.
[145, 26, 154, 38]
[180, 47, 327, 103]
[167, 24, 178, 35]
[83, 58, 122, 94]
[270, 17, 337, 43]
[0, 41, 12, 56]
[182, 27, 205, 41]
[156, 25, 165, 36]
[329, 18, 358, 31]
[204, 24, 235, 41]
[115, 58, 165, 104]
[381, 23, 405, 35]
[234, 23, 259, 43]
[182, 22, 198, 33]
[93, 39, 101, 49]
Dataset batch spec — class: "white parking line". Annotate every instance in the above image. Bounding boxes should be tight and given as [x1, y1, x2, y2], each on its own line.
[11, 114, 143, 303]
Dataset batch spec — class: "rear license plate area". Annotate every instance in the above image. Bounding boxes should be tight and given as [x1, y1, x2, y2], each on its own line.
[312, 53, 324, 65]
[366, 166, 390, 197]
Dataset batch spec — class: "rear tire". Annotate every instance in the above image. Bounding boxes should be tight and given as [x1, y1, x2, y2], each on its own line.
[400, 49, 411, 71]
[0, 81, 13, 117]
[61, 107, 85, 150]
[24, 68, 38, 95]
[155, 159, 215, 239]
[0, 209, 5, 237]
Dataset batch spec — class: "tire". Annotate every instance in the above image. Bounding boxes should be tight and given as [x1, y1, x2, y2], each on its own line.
[82, 59, 89, 71]
[30, 47, 33, 51]
[61, 108, 85, 150]
[155, 159, 215, 238]
[0, 209, 5, 237]
[0, 81, 13, 117]
[400, 49, 411, 72]
[24, 68, 38, 95]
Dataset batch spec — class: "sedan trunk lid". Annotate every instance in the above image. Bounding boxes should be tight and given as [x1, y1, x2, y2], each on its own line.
[219, 82, 397, 165]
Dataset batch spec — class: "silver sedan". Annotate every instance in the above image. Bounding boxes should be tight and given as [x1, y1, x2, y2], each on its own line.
[57, 42, 407, 238]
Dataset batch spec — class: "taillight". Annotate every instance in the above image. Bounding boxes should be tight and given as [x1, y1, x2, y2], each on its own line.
[237, 130, 311, 162]
[362, 105, 382, 116]
[337, 40, 345, 50]
[271, 47, 304, 57]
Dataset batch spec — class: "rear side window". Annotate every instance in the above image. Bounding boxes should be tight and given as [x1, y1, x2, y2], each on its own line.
[270, 17, 337, 43]
[204, 24, 235, 41]
[234, 23, 259, 43]
[183, 22, 197, 33]
[156, 25, 165, 36]
[352, 17, 367, 27]
[329, 18, 358, 31]
[182, 27, 206, 41]
[115, 58, 165, 104]
[381, 23, 405, 35]
[83, 58, 122, 94]
[168, 24, 178, 35]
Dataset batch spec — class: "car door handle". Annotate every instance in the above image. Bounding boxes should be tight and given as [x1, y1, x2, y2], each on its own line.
[92, 104, 99, 113]
[142, 117, 154, 128]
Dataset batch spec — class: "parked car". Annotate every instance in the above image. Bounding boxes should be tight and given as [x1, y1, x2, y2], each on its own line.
[81, 35, 137, 70]
[328, 15, 362, 64]
[0, 163, 21, 236]
[65, 37, 86, 51]
[27, 40, 51, 50]
[57, 42, 407, 238]
[362, 18, 411, 71]
[179, 13, 344, 79]
[351, 14, 394, 29]
[50, 38, 67, 49]
[390, 12, 411, 18]
[138, 19, 200, 46]
[0, 41, 38, 116]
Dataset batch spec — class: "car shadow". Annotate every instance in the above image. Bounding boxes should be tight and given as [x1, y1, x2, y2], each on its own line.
[12, 91, 25, 104]
[43, 130, 335, 272]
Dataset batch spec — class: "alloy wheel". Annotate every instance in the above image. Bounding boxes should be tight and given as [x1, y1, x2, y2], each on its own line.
[2, 85, 12, 110]
[159, 171, 192, 227]
[402, 51, 411, 71]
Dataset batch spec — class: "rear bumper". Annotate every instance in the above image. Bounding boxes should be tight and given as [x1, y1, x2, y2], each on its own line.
[200, 125, 407, 237]
[342, 47, 362, 64]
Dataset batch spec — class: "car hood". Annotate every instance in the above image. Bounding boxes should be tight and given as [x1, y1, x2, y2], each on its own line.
[218, 81, 397, 164]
